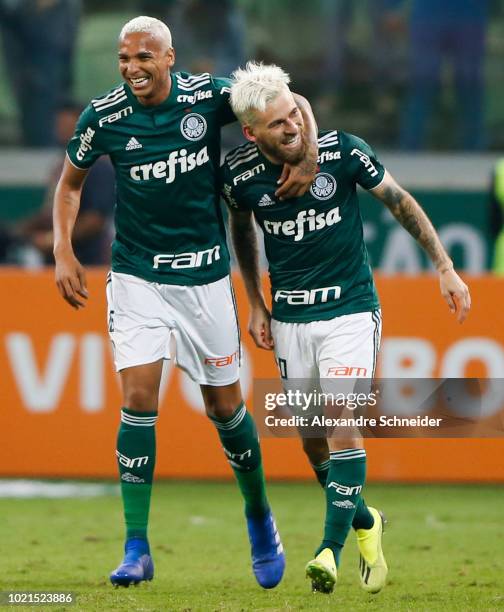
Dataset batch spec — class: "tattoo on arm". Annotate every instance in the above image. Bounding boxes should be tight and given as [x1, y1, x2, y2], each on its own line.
[292, 93, 318, 173]
[375, 179, 452, 271]
[296, 153, 317, 176]
[381, 184, 422, 239]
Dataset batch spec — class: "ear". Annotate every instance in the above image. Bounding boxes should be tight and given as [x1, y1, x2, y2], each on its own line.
[167, 47, 176, 68]
[243, 125, 256, 143]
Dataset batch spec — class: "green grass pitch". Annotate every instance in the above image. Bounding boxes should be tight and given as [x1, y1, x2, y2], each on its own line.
[1, 482, 503, 611]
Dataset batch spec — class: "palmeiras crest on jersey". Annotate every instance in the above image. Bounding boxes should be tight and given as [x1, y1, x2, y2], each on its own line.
[310, 172, 337, 200]
[180, 113, 207, 141]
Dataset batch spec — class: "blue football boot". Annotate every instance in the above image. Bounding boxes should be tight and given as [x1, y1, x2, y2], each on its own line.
[246, 512, 285, 589]
[110, 538, 154, 587]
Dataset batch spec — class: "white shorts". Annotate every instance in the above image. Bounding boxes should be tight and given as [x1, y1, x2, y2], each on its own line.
[271, 311, 381, 411]
[106, 272, 240, 386]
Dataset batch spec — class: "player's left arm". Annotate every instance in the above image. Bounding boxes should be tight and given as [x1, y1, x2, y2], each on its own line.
[370, 170, 471, 323]
[275, 93, 318, 200]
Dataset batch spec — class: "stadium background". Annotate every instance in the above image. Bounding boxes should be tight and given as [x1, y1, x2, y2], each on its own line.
[1, 0, 503, 484]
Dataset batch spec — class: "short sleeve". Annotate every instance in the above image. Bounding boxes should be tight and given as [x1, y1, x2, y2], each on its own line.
[345, 133, 385, 191]
[66, 105, 105, 169]
[220, 162, 249, 211]
[211, 76, 236, 127]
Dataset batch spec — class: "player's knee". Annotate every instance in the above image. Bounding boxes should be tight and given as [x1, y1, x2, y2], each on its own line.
[302, 437, 329, 464]
[205, 399, 239, 420]
[123, 386, 158, 412]
[202, 382, 243, 419]
[328, 438, 364, 452]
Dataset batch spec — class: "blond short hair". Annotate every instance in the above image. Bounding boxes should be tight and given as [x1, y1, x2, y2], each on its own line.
[230, 61, 291, 125]
[119, 16, 173, 48]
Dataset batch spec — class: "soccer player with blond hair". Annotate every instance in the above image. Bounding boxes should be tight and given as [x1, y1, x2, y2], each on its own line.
[222, 61, 470, 594]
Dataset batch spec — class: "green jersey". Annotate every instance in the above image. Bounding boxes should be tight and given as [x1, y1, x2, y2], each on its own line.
[67, 72, 235, 285]
[221, 131, 385, 322]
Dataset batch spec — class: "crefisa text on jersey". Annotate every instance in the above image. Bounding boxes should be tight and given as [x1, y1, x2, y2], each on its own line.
[76, 127, 95, 161]
[130, 146, 209, 184]
[264, 207, 342, 242]
[176, 90, 213, 104]
[317, 150, 341, 163]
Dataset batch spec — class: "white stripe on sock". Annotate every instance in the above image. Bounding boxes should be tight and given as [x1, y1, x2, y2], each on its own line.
[213, 405, 247, 430]
[121, 411, 158, 427]
[330, 449, 366, 460]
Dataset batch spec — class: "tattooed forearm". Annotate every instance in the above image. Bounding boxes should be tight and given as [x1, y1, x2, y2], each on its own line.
[379, 183, 422, 239]
[378, 182, 405, 213]
[373, 176, 453, 271]
[296, 151, 318, 176]
[293, 93, 318, 144]
[399, 195, 451, 269]
[292, 93, 318, 175]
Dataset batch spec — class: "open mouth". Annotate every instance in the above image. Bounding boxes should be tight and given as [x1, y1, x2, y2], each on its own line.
[129, 76, 150, 89]
[282, 134, 300, 149]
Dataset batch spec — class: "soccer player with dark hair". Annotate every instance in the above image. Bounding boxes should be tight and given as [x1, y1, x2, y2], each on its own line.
[52, 17, 318, 589]
[222, 61, 471, 595]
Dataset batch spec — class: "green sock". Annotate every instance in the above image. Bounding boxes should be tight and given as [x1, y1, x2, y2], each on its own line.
[210, 403, 269, 518]
[116, 408, 157, 540]
[311, 459, 330, 488]
[316, 449, 367, 566]
[352, 496, 375, 530]
[312, 457, 373, 529]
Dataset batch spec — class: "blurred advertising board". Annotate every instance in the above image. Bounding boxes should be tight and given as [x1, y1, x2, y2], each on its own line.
[0, 270, 503, 481]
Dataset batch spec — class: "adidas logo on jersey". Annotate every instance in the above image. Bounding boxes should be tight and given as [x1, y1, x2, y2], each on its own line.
[125, 137, 142, 151]
[258, 194, 274, 207]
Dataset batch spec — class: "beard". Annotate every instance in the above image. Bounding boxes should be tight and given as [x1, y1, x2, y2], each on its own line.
[259, 130, 308, 165]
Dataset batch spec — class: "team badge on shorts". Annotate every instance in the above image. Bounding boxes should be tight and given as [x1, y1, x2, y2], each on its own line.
[310, 173, 337, 200]
[180, 113, 207, 141]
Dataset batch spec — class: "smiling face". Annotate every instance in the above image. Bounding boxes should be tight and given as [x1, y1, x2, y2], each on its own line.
[243, 89, 306, 165]
[118, 31, 175, 106]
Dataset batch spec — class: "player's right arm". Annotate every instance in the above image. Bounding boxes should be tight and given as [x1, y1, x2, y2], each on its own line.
[228, 207, 274, 350]
[53, 103, 106, 308]
[221, 162, 274, 350]
[53, 158, 90, 309]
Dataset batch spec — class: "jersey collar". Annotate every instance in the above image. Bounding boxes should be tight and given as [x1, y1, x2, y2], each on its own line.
[255, 146, 284, 173]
